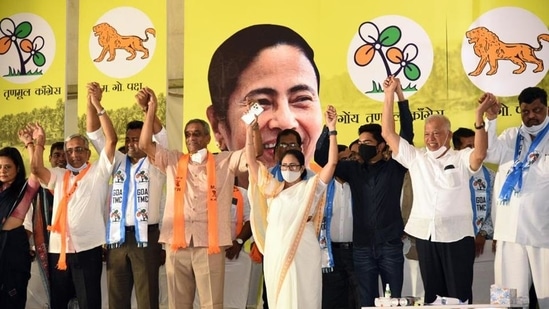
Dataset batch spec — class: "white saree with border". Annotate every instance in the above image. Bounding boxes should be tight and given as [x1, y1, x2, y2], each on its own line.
[249, 163, 326, 309]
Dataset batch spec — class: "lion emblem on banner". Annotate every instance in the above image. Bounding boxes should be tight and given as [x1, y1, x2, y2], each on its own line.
[465, 26, 549, 76]
[92, 22, 156, 62]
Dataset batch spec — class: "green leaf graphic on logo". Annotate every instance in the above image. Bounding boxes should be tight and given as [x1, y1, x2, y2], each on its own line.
[379, 26, 401, 47]
[14, 22, 32, 39]
[404, 63, 420, 81]
[33, 52, 46, 66]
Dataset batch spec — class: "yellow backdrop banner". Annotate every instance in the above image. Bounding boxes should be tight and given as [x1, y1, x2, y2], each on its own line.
[0, 0, 66, 146]
[183, 0, 549, 159]
[78, 0, 167, 133]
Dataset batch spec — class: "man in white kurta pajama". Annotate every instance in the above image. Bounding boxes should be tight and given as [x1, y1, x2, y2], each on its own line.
[484, 87, 549, 308]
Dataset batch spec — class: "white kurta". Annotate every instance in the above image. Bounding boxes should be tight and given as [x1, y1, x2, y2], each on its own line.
[485, 119, 549, 306]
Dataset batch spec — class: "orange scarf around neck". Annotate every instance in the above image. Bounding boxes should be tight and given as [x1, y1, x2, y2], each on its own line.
[172, 152, 219, 254]
[232, 186, 244, 236]
[49, 164, 92, 270]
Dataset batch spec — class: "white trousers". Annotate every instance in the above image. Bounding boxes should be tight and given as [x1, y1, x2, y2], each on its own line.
[494, 241, 549, 308]
[223, 252, 252, 309]
[192, 250, 252, 309]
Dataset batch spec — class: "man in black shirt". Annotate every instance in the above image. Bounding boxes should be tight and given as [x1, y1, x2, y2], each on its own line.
[315, 84, 413, 307]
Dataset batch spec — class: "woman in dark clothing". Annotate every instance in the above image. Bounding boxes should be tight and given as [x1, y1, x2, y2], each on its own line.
[0, 144, 39, 309]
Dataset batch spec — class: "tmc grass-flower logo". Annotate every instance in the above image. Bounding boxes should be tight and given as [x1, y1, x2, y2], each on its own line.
[0, 13, 55, 84]
[0, 18, 46, 76]
[347, 15, 433, 102]
[354, 22, 421, 83]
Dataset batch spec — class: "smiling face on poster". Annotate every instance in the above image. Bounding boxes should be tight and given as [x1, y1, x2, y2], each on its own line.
[206, 24, 322, 167]
[88, 6, 156, 79]
[461, 7, 549, 97]
[347, 15, 434, 102]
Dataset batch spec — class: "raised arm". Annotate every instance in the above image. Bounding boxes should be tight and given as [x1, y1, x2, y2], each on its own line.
[313, 126, 329, 167]
[245, 120, 261, 184]
[18, 125, 42, 186]
[87, 82, 117, 163]
[396, 78, 414, 145]
[483, 95, 503, 164]
[253, 123, 263, 158]
[139, 90, 158, 159]
[381, 76, 401, 156]
[318, 105, 338, 184]
[19, 125, 36, 161]
[24, 123, 51, 185]
[137, 87, 164, 135]
[470, 92, 496, 171]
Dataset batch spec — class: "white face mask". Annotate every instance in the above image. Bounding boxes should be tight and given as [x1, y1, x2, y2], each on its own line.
[281, 170, 301, 183]
[426, 132, 449, 159]
[426, 145, 448, 160]
[190, 148, 207, 164]
[522, 116, 549, 136]
[66, 162, 88, 173]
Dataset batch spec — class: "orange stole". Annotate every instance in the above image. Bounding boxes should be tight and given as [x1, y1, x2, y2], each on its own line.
[172, 152, 220, 254]
[48, 164, 92, 270]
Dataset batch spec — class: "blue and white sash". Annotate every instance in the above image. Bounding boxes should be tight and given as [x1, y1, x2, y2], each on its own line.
[498, 124, 549, 204]
[319, 179, 335, 273]
[469, 166, 492, 234]
[107, 156, 150, 248]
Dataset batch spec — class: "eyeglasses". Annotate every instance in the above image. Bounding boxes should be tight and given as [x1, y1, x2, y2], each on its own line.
[65, 147, 89, 155]
[280, 164, 302, 171]
[278, 142, 300, 149]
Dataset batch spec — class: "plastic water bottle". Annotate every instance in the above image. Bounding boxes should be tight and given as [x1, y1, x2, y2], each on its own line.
[384, 283, 391, 298]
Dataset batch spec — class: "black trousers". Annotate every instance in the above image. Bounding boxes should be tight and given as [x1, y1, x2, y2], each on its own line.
[416, 236, 475, 304]
[0, 226, 31, 309]
[49, 246, 103, 309]
[322, 244, 360, 309]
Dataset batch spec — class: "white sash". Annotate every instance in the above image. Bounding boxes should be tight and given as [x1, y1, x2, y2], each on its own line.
[107, 156, 151, 248]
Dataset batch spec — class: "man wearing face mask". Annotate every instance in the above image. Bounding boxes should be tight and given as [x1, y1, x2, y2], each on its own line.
[28, 82, 118, 309]
[314, 78, 414, 307]
[139, 94, 263, 308]
[381, 76, 495, 304]
[484, 87, 549, 308]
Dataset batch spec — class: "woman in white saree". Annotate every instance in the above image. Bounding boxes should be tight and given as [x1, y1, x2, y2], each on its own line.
[245, 105, 338, 309]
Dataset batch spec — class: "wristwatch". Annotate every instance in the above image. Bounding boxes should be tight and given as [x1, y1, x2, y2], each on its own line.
[235, 238, 244, 245]
[474, 121, 485, 130]
[478, 230, 488, 238]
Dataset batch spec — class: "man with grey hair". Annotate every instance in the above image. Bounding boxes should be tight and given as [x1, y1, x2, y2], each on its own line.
[28, 82, 117, 309]
[139, 92, 262, 308]
[380, 76, 495, 304]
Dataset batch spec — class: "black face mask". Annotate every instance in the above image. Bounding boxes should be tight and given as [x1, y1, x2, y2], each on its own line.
[359, 144, 378, 162]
